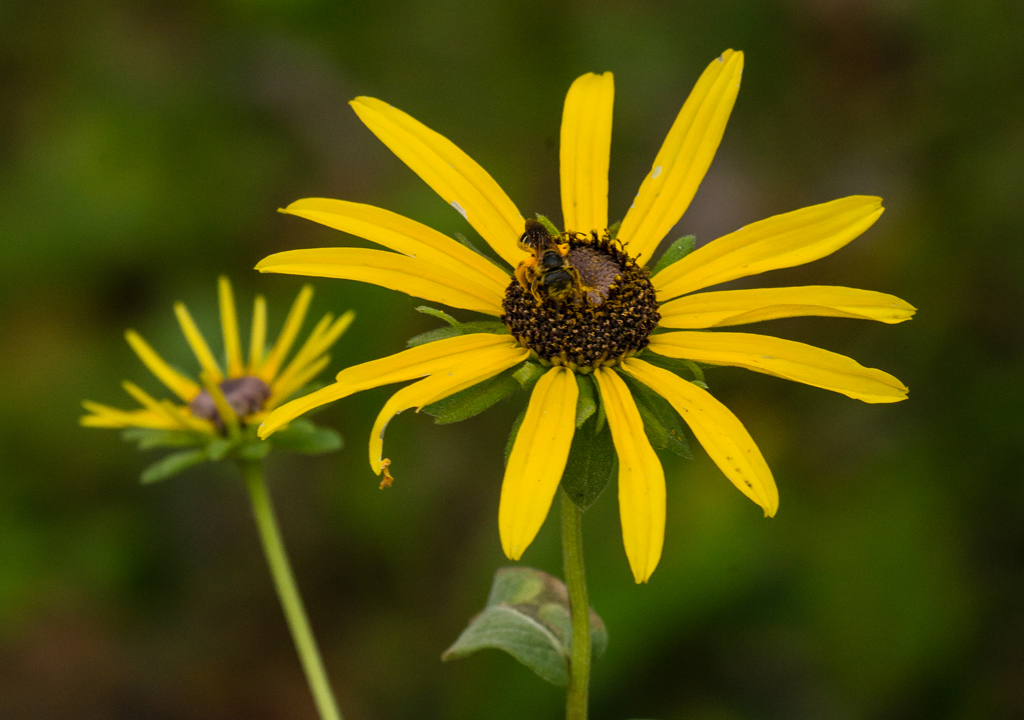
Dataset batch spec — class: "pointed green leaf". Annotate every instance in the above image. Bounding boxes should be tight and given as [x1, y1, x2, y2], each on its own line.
[415, 305, 460, 326]
[650, 235, 696, 276]
[642, 351, 709, 386]
[407, 320, 510, 348]
[423, 370, 519, 425]
[623, 375, 692, 458]
[513, 361, 546, 390]
[560, 416, 616, 511]
[504, 406, 527, 467]
[443, 567, 607, 686]
[535, 214, 561, 237]
[139, 449, 209, 484]
[574, 374, 596, 428]
[607, 219, 621, 241]
[122, 428, 203, 450]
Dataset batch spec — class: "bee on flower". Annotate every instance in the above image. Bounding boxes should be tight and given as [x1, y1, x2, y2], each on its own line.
[255, 50, 913, 583]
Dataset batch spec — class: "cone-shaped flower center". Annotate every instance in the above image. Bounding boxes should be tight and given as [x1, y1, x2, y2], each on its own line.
[502, 222, 660, 371]
[189, 376, 271, 428]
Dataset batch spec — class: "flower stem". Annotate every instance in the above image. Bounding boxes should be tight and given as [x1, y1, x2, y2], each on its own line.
[561, 488, 590, 720]
[240, 460, 342, 720]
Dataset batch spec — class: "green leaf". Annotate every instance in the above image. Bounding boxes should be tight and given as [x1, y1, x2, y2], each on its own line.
[422, 370, 519, 425]
[535, 214, 561, 237]
[139, 449, 209, 484]
[454, 231, 514, 274]
[513, 361, 546, 390]
[415, 305, 460, 326]
[560, 416, 617, 511]
[406, 318, 510, 348]
[650, 235, 696, 276]
[574, 373, 596, 428]
[623, 376, 692, 458]
[271, 418, 344, 454]
[238, 440, 273, 461]
[442, 567, 607, 686]
[206, 438, 234, 461]
[642, 351, 709, 387]
[122, 428, 202, 450]
[591, 374, 607, 434]
[504, 407, 527, 467]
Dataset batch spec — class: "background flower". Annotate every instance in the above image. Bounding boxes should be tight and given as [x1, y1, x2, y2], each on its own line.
[1, 2, 1021, 719]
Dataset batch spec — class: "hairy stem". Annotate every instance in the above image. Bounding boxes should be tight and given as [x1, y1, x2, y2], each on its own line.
[561, 488, 590, 720]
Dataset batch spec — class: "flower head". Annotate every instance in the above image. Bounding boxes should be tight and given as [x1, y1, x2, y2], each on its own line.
[82, 277, 352, 479]
[256, 51, 913, 582]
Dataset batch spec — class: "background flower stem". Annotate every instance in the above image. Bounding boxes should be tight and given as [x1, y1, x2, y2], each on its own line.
[561, 488, 591, 720]
[241, 460, 343, 720]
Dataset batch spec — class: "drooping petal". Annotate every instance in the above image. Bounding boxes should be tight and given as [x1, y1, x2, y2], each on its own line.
[248, 294, 267, 373]
[258, 285, 314, 382]
[499, 367, 578, 560]
[658, 286, 917, 329]
[124, 330, 200, 402]
[561, 72, 614, 235]
[368, 344, 530, 475]
[256, 248, 504, 316]
[350, 97, 525, 267]
[281, 198, 511, 293]
[259, 333, 520, 438]
[174, 302, 223, 383]
[654, 196, 885, 300]
[618, 51, 744, 266]
[217, 276, 245, 377]
[648, 331, 909, 403]
[622, 358, 778, 515]
[593, 368, 666, 583]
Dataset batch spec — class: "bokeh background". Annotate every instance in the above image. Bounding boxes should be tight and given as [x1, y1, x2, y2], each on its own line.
[2, 0, 1022, 718]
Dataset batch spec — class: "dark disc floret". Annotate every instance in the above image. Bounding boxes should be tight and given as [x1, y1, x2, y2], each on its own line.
[501, 230, 660, 371]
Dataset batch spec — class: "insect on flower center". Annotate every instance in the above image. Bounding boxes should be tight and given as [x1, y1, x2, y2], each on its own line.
[501, 219, 660, 371]
[189, 376, 271, 429]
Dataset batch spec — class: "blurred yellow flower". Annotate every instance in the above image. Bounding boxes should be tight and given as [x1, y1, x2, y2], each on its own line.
[256, 50, 913, 582]
[82, 276, 353, 437]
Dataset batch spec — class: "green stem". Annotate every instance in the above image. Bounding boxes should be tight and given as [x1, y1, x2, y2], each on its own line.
[561, 488, 590, 720]
[241, 460, 342, 720]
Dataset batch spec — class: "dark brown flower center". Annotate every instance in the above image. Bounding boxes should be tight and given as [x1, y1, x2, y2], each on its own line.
[189, 375, 271, 429]
[501, 229, 660, 371]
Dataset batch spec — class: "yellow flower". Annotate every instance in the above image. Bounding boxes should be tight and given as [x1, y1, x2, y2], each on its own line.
[256, 51, 913, 583]
[82, 276, 353, 438]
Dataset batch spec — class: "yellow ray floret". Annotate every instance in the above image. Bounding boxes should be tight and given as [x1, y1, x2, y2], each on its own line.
[259, 333, 520, 438]
[622, 358, 778, 515]
[618, 51, 744, 266]
[174, 303, 223, 384]
[561, 72, 614, 235]
[649, 331, 909, 403]
[368, 344, 531, 475]
[499, 367, 579, 560]
[594, 368, 666, 583]
[658, 285, 917, 329]
[350, 96, 525, 268]
[125, 330, 200, 403]
[654, 196, 884, 301]
[258, 284, 314, 382]
[248, 294, 267, 373]
[218, 276, 245, 377]
[256, 248, 503, 317]
[281, 198, 510, 293]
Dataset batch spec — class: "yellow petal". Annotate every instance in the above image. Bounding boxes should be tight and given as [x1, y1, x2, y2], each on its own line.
[272, 311, 354, 399]
[659, 286, 917, 328]
[125, 330, 200, 402]
[80, 401, 186, 431]
[368, 344, 530, 474]
[281, 198, 510, 293]
[256, 248, 504, 317]
[258, 285, 313, 382]
[654, 196, 885, 300]
[174, 302, 223, 383]
[350, 97, 525, 268]
[499, 367, 578, 560]
[270, 354, 331, 408]
[648, 331, 909, 403]
[593, 367, 665, 583]
[259, 333, 519, 438]
[618, 51, 744, 266]
[621, 358, 778, 515]
[217, 276, 245, 377]
[560, 72, 614, 235]
[248, 294, 267, 373]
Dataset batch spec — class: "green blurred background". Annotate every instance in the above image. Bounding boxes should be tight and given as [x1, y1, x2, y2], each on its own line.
[2, 0, 1022, 718]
